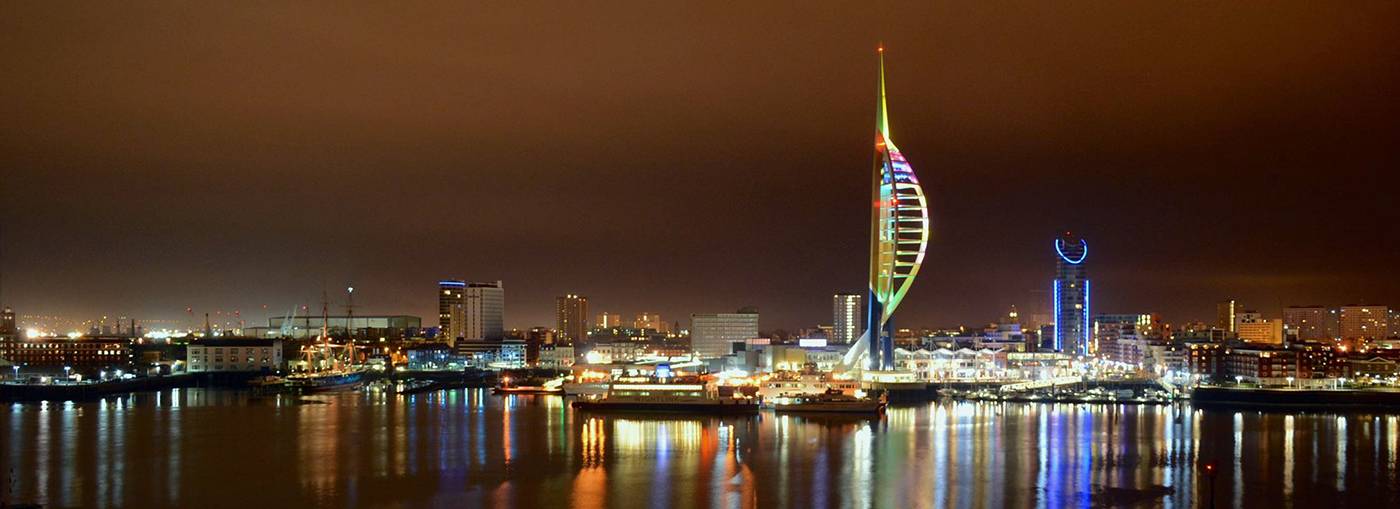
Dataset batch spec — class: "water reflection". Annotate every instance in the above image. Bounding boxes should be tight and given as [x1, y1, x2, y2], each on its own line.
[3, 391, 1400, 508]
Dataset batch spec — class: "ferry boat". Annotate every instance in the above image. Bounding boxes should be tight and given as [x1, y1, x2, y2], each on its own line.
[492, 375, 565, 395]
[759, 372, 861, 401]
[773, 389, 886, 414]
[571, 383, 760, 414]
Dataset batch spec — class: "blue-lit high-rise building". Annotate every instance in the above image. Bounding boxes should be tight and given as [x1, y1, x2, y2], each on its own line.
[1053, 232, 1090, 356]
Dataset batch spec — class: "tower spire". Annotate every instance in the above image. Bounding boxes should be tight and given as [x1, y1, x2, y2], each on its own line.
[876, 44, 890, 138]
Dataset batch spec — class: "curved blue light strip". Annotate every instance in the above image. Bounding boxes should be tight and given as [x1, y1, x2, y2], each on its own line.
[1055, 239, 1088, 265]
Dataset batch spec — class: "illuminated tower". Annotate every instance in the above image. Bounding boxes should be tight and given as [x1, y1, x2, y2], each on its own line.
[844, 47, 931, 371]
[1053, 232, 1090, 356]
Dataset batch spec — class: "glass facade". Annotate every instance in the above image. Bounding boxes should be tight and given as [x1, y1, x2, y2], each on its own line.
[1053, 233, 1089, 356]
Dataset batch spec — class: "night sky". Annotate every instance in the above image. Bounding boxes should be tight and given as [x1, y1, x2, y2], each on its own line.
[2, 2, 1398, 331]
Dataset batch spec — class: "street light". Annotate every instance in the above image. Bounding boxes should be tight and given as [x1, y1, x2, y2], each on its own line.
[1234, 375, 1243, 386]
[1286, 376, 1294, 388]
[11, 365, 18, 380]
[64, 366, 72, 381]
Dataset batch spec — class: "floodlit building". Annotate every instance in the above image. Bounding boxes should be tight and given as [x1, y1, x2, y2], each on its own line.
[0, 336, 133, 376]
[1237, 317, 1285, 345]
[186, 338, 283, 373]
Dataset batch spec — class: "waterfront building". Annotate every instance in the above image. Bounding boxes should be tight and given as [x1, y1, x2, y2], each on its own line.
[455, 339, 526, 369]
[1217, 300, 1241, 333]
[186, 338, 283, 373]
[1339, 305, 1389, 345]
[403, 343, 463, 371]
[556, 294, 589, 346]
[538, 345, 575, 368]
[1225, 347, 1298, 384]
[1186, 341, 1225, 380]
[1283, 305, 1334, 341]
[1052, 232, 1090, 356]
[0, 336, 132, 376]
[438, 280, 466, 342]
[894, 347, 1005, 381]
[690, 308, 759, 358]
[1237, 317, 1285, 345]
[1094, 313, 1157, 361]
[832, 293, 861, 344]
[841, 47, 931, 372]
[1289, 341, 1339, 378]
[596, 312, 623, 329]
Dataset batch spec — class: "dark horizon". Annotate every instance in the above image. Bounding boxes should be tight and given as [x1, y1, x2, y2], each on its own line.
[3, 2, 1398, 331]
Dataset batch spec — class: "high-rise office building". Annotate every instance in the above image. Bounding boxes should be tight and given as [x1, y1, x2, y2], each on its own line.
[1339, 305, 1388, 343]
[690, 308, 759, 358]
[1053, 232, 1090, 355]
[832, 293, 861, 344]
[1283, 306, 1332, 341]
[463, 281, 505, 341]
[438, 280, 466, 343]
[633, 312, 668, 333]
[556, 294, 589, 346]
[1216, 300, 1240, 333]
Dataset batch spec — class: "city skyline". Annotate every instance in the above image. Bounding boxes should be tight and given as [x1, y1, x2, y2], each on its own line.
[3, 3, 1399, 330]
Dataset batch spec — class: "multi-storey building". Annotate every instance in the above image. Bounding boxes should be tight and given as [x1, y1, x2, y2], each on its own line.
[438, 280, 467, 343]
[555, 294, 589, 346]
[1225, 347, 1298, 384]
[0, 336, 132, 376]
[1216, 300, 1241, 334]
[0, 306, 16, 339]
[186, 338, 283, 373]
[1339, 305, 1388, 345]
[832, 293, 861, 345]
[690, 308, 759, 358]
[633, 312, 668, 333]
[596, 312, 623, 328]
[463, 281, 505, 341]
[1094, 313, 1157, 361]
[1052, 232, 1090, 355]
[1237, 317, 1285, 345]
[1283, 305, 1333, 341]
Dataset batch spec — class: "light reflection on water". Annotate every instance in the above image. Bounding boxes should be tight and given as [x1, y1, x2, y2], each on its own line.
[3, 389, 1400, 508]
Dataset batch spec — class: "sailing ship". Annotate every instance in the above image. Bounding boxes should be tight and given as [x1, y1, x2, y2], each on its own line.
[286, 293, 365, 393]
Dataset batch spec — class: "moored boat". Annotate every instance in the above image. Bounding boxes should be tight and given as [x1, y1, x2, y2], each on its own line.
[571, 382, 760, 414]
[773, 389, 886, 414]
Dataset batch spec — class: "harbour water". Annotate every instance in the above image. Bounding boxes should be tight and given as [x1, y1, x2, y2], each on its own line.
[3, 388, 1399, 508]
